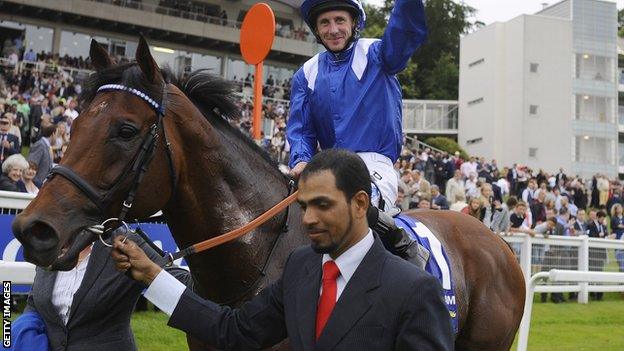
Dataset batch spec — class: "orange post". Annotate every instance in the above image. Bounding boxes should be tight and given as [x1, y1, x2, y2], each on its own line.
[239, 3, 275, 141]
[253, 62, 263, 140]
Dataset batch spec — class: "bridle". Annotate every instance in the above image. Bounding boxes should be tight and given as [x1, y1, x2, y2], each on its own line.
[47, 80, 298, 272]
[47, 82, 177, 244]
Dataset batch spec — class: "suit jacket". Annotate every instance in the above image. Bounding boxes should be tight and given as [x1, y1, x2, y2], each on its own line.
[28, 137, 53, 185]
[0, 132, 20, 161]
[168, 236, 453, 350]
[587, 221, 607, 238]
[26, 235, 190, 351]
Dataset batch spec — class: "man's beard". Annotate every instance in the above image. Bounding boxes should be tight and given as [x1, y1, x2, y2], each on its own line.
[311, 210, 353, 255]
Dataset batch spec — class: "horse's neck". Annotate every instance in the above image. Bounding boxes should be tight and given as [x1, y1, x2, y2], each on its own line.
[163, 128, 290, 303]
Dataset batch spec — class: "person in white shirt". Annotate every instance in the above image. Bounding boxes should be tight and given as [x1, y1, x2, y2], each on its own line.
[111, 149, 453, 350]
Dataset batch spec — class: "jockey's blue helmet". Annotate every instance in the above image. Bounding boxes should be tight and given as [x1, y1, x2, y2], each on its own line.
[300, 0, 367, 33]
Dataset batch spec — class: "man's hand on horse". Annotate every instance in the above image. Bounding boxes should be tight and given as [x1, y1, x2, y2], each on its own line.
[289, 161, 308, 179]
[111, 235, 162, 285]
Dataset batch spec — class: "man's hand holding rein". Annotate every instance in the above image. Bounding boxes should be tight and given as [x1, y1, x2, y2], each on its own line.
[112, 235, 162, 285]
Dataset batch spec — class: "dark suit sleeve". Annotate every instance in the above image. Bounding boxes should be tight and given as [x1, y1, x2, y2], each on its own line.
[167, 277, 287, 350]
[28, 142, 43, 165]
[7, 135, 20, 155]
[395, 275, 453, 351]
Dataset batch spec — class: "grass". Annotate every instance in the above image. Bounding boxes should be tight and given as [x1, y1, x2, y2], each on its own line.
[512, 293, 624, 350]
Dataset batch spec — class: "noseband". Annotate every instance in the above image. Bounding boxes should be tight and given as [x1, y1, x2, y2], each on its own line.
[47, 82, 177, 237]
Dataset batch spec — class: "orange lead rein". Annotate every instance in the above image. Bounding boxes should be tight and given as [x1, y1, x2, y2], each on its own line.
[192, 191, 299, 254]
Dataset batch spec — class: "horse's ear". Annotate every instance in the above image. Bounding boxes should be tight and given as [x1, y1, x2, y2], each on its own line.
[135, 35, 162, 83]
[89, 39, 113, 70]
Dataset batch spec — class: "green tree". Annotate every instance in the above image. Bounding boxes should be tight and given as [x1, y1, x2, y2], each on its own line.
[362, 0, 481, 99]
[619, 8, 624, 37]
[424, 136, 469, 159]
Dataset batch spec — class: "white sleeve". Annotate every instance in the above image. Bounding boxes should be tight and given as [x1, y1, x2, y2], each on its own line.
[143, 270, 186, 316]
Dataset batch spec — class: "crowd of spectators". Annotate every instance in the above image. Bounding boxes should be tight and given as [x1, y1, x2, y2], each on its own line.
[3, 54, 624, 289]
[0, 55, 78, 195]
[394, 145, 624, 302]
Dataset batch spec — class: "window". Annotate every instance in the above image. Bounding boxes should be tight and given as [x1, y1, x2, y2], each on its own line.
[529, 105, 538, 115]
[529, 148, 538, 158]
[468, 97, 484, 106]
[530, 63, 539, 73]
[469, 58, 485, 68]
[466, 137, 483, 145]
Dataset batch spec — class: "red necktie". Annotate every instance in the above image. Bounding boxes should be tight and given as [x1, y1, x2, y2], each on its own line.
[316, 261, 340, 340]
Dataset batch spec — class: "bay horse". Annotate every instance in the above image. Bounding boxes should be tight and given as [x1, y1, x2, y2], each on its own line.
[12, 37, 525, 351]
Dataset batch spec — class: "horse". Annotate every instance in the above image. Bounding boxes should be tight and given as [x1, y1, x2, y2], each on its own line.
[12, 37, 525, 351]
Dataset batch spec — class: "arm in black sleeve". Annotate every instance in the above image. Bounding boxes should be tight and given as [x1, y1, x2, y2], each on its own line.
[167, 275, 287, 350]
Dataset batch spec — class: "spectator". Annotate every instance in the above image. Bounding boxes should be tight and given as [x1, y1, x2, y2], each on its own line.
[445, 169, 465, 205]
[0, 113, 21, 165]
[521, 178, 537, 204]
[430, 185, 448, 210]
[417, 198, 431, 209]
[607, 188, 624, 214]
[450, 192, 468, 212]
[0, 153, 28, 191]
[409, 169, 430, 209]
[461, 197, 483, 220]
[508, 201, 535, 237]
[17, 161, 40, 194]
[573, 209, 588, 236]
[28, 122, 55, 185]
[530, 190, 548, 226]
[464, 172, 478, 199]
[597, 175, 610, 208]
[587, 210, 608, 300]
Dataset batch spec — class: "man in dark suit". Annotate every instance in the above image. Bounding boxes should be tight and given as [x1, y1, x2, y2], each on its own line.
[0, 113, 21, 166]
[112, 149, 453, 350]
[23, 233, 190, 350]
[587, 210, 608, 300]
[28, 122, 55, 185]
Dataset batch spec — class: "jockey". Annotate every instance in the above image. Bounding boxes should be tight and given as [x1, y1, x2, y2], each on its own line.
[287, 0, 429, 267]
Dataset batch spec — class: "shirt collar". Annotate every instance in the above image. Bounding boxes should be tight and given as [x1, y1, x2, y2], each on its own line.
[322, 229, 374, 283]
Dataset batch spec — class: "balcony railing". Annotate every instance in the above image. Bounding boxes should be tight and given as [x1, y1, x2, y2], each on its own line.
[88, 0, 316, 43]
[402, 100, 458, 134]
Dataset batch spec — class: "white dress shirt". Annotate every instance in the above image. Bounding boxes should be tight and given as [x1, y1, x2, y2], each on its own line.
[320, 229, 374, 301]
[51, 253, 91, 325]
[144, 230, 375, 316]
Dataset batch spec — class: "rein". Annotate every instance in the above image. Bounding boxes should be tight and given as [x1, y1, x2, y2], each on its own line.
[165, 189, 298, 266]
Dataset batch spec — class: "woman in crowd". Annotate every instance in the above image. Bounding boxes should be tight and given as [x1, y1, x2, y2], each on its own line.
[462, 197, 483, 220]
[51, 121, 70, 162]
[611, 203, 624, 272]
[0, 153, 28, 191]
[17, 161, 40, 194]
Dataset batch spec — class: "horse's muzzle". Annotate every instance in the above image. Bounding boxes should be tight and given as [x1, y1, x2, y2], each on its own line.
[13, 216, 60, 267]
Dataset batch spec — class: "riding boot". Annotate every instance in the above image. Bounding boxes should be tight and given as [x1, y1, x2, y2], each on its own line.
[367, 206, 430, 270]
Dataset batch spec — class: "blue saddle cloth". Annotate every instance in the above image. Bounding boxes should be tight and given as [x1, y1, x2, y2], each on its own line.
[395, 214, 458, 333]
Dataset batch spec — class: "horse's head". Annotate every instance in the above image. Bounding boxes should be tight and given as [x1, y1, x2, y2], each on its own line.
[13, 37, 177, 270]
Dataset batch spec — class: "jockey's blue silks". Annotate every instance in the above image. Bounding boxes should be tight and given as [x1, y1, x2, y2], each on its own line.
[287, 0, 428, 168]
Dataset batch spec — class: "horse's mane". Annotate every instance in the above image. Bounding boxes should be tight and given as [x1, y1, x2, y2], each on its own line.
[80, 63, 279, 169]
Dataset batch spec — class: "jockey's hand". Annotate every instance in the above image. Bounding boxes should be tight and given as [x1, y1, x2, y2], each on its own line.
[111, 235, 162, 285]
[289, 162, 308, 179]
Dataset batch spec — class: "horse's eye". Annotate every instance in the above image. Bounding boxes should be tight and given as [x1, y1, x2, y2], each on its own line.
[118, 124, 138, 139]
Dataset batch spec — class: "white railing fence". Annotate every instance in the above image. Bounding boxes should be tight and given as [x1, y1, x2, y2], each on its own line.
[500, 233, 624, 304]
[517, 269, 624, 351]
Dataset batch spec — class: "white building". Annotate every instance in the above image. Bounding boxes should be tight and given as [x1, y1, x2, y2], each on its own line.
[459, 0, 618, 178]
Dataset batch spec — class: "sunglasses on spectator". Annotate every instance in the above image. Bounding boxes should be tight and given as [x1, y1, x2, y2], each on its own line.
[0, 121, 10, 125]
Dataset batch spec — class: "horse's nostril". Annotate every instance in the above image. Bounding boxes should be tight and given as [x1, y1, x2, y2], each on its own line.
[24, 221, 59, 251]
